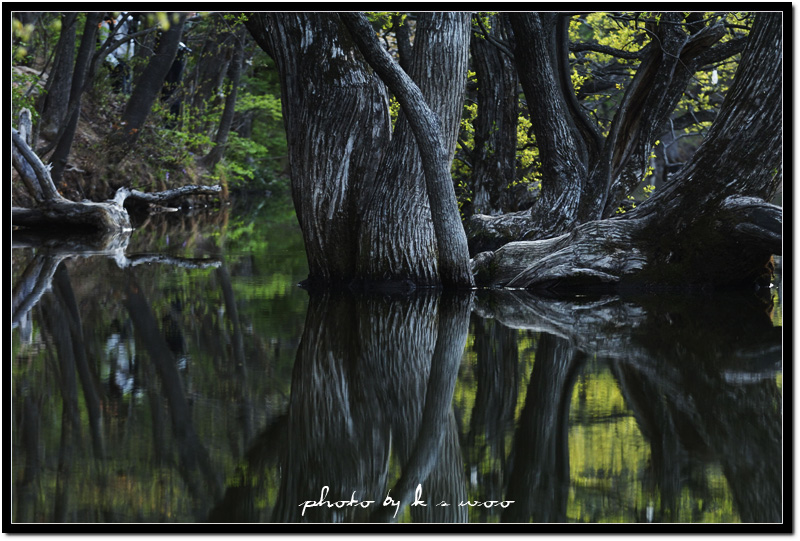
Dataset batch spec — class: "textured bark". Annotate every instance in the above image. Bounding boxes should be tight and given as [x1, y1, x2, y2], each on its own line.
[392, 13, 412, 72]
[247, 12, 473, 289]
[49, 13, 101, 185]
[506, 13, 588, 237]
[11, 199, 131, 234]
[472, 12, 782, 293]
[246, 13, 391, 287]
[113, 184, 222, 207]
[37, 13, 77, 141]
[602, 17, 726, 217]
[342, 12, 474, 288]
[345, 12, 474, 288]
[13, 127, 60, 202]
[469, 15, 520, 216]
[468, 12, 757, 253]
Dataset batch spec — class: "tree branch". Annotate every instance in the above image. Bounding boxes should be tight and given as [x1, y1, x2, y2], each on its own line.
[473, 14, 514, 58]
[697, 36, 748, 67]
[113, 185, 223, 207]
[570, 41, 647, 60]
[12, 128, 62, 202]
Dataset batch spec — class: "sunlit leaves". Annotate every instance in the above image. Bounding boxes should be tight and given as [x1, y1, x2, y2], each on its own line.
[514, 111, 542, 190]
[365, 12, 404, 32]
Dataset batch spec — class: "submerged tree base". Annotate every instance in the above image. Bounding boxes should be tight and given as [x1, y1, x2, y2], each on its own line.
[471, 196, 780, 295]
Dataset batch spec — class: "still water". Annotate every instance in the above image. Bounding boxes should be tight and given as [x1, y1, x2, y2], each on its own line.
[10, 197, 783, 525]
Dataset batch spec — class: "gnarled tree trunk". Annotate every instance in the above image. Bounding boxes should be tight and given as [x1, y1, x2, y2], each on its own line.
[467, 12, 747, 253]
[246, 12, 474, 289]
[468, 14, 520, 216]
[472, 12, 782, 293]
[246, 13, 392, 287]
[342, 12, 474, 288]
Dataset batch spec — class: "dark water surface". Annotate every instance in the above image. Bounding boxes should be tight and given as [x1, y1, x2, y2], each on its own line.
[10, 198, 783, 525]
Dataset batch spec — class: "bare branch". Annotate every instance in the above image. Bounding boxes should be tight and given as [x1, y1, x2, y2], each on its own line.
[570, 41, 647, 60]
[12, 128, 62, 201]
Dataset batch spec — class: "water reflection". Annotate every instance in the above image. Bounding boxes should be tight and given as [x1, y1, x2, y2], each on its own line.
[216, 291, 473, 523]
[10, 206, 783, 526]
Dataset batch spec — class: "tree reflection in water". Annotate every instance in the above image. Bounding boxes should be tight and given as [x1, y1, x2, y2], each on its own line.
[11, 243, 782, 525]
[475, 289, 782, 523]
[215, 291, 472, 523]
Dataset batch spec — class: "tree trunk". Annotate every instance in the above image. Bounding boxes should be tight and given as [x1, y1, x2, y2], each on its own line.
[392, 13, 413, 72]
[38, 13, 77, 142]
[469, 15, 519, 216]
[468, 12, 742, 252]
[506, 13, 589, 237]
[111, 13, 187, 156]
[246, 13, 391, 287]
[343, 12, 474, 288]
[472, 12, 782, 293]
[602, 16, 726, 217]
[199, 28, 245, 169]
[49, 12, 102, 185]
[247, 12, 474, 289]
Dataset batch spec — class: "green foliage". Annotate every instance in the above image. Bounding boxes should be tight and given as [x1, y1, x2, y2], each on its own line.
[568, 13, 651, 136]
[11, 18, 36, 61]
[221, 52, 288, 190]
[615, 141, 658, 215]
[513, 109, 542, 191]
[366, 12, 406, 32]
[389, 96, 401, 129]
[11, 69, 43, 126]
[454, 92, 542, 214]
[453, 100, 477, 211]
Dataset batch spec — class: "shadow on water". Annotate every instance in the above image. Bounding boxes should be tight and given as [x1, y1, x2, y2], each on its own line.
[10, 205, 783, 526]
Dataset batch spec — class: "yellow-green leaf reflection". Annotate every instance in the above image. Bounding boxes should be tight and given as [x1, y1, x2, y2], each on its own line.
[566, 358, 739, 523]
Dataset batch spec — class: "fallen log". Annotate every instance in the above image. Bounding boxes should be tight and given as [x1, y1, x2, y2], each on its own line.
[11, 117, 222, 235]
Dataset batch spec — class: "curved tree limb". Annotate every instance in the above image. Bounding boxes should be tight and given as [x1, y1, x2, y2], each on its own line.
[473, 14, 514, 58]
[340, 12, 474, 288]
[556, 14, 604, 164]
